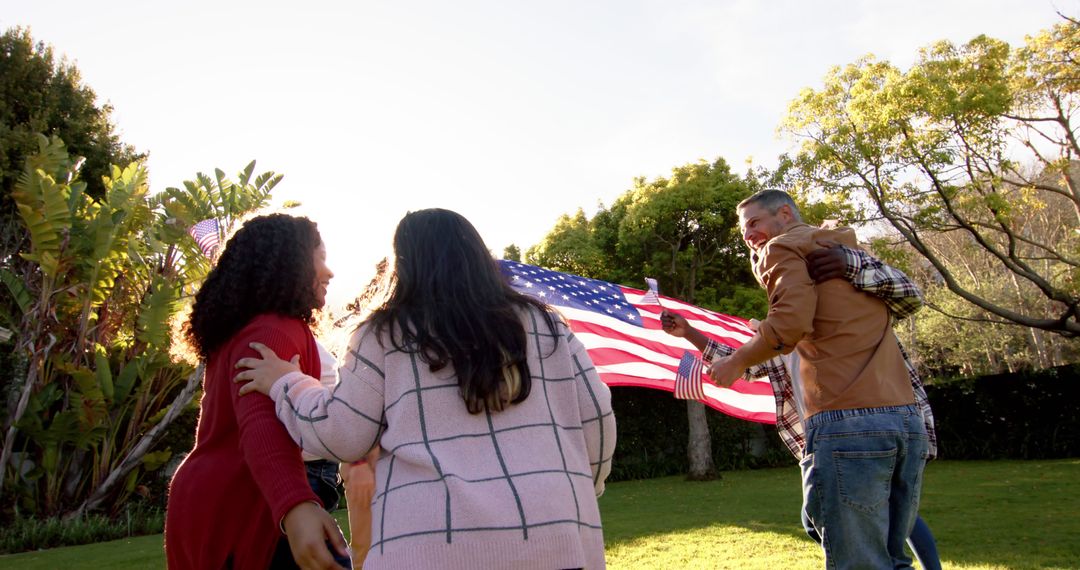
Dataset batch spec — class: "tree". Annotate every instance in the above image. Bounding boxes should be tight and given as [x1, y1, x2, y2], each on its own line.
[526, 208, 610, 278]
[782, 18, 1080, 337]
[529, 158, 757, 480]
[501, 243, 521, 262]
[0, 135, 279, 517]
[0, 27, 142, 335]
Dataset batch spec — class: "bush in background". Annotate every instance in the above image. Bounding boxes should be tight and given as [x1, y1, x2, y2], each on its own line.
[608, 387, 793, 482]
[927, 364, 1080, 459]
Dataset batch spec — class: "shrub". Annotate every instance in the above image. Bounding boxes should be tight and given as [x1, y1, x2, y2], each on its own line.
[0, 501, 164, 554]
[926, 364, 1080, 459]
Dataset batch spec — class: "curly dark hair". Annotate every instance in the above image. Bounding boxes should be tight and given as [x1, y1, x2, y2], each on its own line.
[367, 208, 558, 414]
[186, 214, 322, 359]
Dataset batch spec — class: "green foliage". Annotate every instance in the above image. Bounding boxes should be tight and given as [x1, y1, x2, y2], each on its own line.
[0, 503, 163, 555]
[713, 285, 769, 323]
[0, 269, 30, 320]
[608, 388, 793, 482]
[0, 27, 141, 205]
[1, 136, 278, 520]
[501, 243, 521, 262]
[529, 157, 763, 480]
[782, 18, 1080, 337]
[529, 158, 758, 310]
[925, 364, 1080, 459]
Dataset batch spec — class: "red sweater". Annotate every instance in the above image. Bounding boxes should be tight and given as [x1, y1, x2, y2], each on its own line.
[165, 314, 322, 569]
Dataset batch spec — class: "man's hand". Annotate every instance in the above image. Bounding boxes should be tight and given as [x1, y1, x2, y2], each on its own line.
[282, 501, 350, 569]
[660, 310, 689, 337]
[806, 242, 847, 283]
[707, 355, 743, 388]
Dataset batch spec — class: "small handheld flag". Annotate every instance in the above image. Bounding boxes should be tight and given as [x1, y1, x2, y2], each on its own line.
[641, 277, 661, 306]
[673, 351, 706, 400]
[188, 218, 221, 258]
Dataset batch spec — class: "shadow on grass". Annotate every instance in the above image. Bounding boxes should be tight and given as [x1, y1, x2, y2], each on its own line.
[600, 459, 1080, 570]
[1, 460, 1076, 569]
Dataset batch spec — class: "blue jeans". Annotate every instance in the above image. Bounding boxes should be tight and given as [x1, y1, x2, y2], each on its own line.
[306, 459, 343, 512]
[801, 404, 929, 570]
[802, 510, 941, 570]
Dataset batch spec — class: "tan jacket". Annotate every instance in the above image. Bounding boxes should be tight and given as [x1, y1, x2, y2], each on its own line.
[753, 223, 914, 417]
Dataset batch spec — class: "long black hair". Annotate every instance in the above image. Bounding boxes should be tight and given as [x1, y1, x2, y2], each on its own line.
[367, 208, 558, 414]
[186, 214, 322, 359]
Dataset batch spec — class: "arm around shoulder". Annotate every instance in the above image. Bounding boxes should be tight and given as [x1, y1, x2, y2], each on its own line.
[273, 324, 387, 463]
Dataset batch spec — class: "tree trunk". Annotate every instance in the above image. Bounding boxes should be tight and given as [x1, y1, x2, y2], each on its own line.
[685, 400, 717, 481]
[683, 257, 716, 480]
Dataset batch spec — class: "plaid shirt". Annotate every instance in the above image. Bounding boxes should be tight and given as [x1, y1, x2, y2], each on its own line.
[703, 247, 937, 460]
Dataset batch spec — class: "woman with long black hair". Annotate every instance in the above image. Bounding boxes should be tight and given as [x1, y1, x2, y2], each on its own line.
[165, 214, 348, 569]
[235, 208, 616, 569]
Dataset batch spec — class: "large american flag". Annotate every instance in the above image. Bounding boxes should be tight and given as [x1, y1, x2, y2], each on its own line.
[498, 260, 775, 424]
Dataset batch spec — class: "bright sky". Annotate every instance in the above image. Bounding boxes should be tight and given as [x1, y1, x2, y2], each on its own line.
[3, 0, 1069, 309]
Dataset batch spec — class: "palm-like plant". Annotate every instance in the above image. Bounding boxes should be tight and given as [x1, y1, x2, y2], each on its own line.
[1, 135, 280, 518]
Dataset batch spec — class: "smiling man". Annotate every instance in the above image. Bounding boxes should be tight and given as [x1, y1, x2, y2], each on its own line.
[708, 189, 929, 570]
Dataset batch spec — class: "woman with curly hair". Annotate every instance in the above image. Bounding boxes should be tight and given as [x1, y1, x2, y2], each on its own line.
[165, 214, 349, 570]
[234, 208, 616, 569]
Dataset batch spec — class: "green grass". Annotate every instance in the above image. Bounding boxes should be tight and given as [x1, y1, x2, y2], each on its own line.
[1, 460, 1077, 569]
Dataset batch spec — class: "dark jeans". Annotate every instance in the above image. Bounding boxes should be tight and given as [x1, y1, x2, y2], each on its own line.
[266, 460, 349, 569]
[306, 459, 343, 512]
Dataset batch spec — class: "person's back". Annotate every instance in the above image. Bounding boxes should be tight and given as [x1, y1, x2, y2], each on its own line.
[167, 315, 322, 569]
[232, 208, 617, 569]
[307, 304, 613, 569]
[725, 190, 929, 569]
[756, 224, 914, 417]
[166, 213, 346, 570]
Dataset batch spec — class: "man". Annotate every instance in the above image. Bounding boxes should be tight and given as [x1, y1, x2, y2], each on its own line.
[661, 242, 940, 569]
[689, 189, 929, 569]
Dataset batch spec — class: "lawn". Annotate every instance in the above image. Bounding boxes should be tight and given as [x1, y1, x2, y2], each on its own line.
[1, 459, 1077, 569]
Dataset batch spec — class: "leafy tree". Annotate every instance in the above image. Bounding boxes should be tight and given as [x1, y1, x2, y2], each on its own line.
[782, 18, 1080, 337]
[0, 27, 141, 264]
[526, 208, 610, 277]
[501, 243, 521, 262]
[0, 135, 279, 518]
[614, 159, 753, 306]
[529, 158, 757, 480]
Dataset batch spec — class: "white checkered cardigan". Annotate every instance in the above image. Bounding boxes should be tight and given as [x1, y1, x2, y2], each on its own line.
[268, 307, 616, 570]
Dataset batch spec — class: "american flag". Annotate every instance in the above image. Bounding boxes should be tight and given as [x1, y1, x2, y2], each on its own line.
[640, 277, 661, 306]
[188, 218, 221, 258]
[498, 260, 775, 424]
[674, 351, 706, 400]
